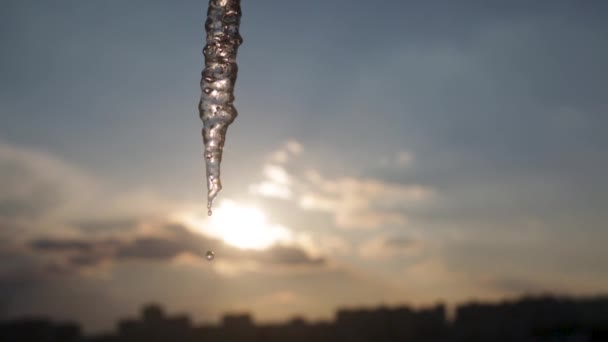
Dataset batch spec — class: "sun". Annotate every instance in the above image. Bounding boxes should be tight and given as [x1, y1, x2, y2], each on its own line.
[178, 200, 292, 250]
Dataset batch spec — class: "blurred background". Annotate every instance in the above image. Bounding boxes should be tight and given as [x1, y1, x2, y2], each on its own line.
[1, 0, 607, 340]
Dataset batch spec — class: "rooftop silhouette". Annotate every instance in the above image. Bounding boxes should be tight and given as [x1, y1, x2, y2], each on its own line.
[2, 295, 607, 342]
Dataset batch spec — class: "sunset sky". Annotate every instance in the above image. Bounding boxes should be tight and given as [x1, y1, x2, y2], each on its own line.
[1, 0, 607, 334]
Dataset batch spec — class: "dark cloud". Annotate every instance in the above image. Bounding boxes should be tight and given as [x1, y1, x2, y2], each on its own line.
[254, 245, 325, 265]
[30, 238, 120, 254]
[31, 239, 99, 252]
[67, 253, 107, 268]
[116, 237, 190, 260]
[73, 218, 139, 233]
[27, 224, 325, 273]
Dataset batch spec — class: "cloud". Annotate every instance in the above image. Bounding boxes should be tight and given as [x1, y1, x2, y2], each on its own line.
[380, 151, 415, 168]
[72, 218, 140, 234]
[250, 143, 299, 199]
[263, 164, 291, 185]
[0, 143, 96, 224]
[396, 151, 414, 167]
[249, 180, 292, 200]
[269, 140, 303, 164]
[299, 175, 434, 229]
[0, 142, 180, 237]
[116, 237, 190, 260]
[316, 235, 352, 256]
[27, 224, 325, 276]
[254, 245, 324, 265]
[0, 142, 328, 282]
[359, 235, 424, 260]
[250, 143, 435, 229]
[30, 238, 119, 253]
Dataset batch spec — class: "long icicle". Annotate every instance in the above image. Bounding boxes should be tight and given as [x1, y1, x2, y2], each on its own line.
[199, 0, 243, 215]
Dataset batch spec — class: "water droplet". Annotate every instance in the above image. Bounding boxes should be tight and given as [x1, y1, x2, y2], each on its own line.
[205, 250, 215, 261]
[200, 0, 242, 212]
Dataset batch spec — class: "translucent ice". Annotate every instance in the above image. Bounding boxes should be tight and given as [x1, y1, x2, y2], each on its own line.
[199, 0, 243, 214]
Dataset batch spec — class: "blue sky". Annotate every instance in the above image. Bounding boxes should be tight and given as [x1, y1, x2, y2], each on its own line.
[1, 0, 607, 333]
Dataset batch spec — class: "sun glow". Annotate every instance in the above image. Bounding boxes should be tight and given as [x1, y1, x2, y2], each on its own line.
[178, 200, 292, 250]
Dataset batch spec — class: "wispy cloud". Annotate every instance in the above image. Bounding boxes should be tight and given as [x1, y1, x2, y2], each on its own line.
[380, 150, 415, 168]
[0, 142, 180, 238]
[249, 163, 293, 200]
[0, 142, 96, 225]
[299, 174, 433, 229]
[269, 140, 303, 164]
[396, 151, 414, 167]
[250, 142, 435, 229]
[249, 142, 301, 199]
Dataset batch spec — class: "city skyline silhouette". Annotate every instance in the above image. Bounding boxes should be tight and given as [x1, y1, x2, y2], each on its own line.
[2, 294, 607, 341]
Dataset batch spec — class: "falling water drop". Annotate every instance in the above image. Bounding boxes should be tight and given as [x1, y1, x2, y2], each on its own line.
[199, 0, 243, 212]
[205, 250, 215, 261]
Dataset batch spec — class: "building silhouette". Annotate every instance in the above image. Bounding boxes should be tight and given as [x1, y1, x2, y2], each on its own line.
[1, 295, 607, 342]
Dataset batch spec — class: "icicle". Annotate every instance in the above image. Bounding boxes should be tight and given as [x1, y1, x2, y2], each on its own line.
[199, 0, 243, 214]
